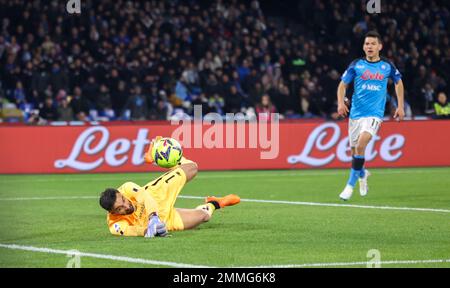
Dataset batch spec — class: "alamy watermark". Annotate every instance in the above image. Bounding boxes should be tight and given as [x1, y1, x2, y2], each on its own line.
[66, 0, 81, 14]
[367, 249, 381, 268]
[170, 105, 280, 160]
[366, 0, 381, 14]
[66, 249, 81, 268]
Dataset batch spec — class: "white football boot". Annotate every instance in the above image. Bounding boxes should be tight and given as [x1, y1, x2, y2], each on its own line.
[359, 169, 370, 197]
[339, 184, 354, 201]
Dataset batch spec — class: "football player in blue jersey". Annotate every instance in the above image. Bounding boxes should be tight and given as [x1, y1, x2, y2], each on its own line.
[337, 31, 405, 200]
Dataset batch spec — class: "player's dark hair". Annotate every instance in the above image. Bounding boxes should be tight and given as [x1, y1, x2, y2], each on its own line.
[365, 31, 382, 43]
[99, 188, 119, 211]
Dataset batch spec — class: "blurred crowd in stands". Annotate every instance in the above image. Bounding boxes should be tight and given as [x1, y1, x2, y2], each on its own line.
[0, 0, 449, 124]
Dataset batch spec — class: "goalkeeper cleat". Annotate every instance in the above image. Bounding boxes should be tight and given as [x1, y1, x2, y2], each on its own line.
[359, 169, 370, 197]
[339, 185, 354, 201]
[144, 136, 162, 164]
[205, 194, 241, 208]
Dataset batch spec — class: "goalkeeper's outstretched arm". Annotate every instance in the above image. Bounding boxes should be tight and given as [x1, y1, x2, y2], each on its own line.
[144, 136, 198, 182]
[176, 157, 198, 182]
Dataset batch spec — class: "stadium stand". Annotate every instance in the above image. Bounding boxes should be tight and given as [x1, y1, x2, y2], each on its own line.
[0, 0, 448, 123]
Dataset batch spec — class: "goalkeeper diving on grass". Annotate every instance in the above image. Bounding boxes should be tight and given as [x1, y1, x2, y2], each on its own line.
[99, 136, 240, 238]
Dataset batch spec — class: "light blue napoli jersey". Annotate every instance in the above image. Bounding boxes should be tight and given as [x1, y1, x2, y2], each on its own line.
[341, 57, 402, 119]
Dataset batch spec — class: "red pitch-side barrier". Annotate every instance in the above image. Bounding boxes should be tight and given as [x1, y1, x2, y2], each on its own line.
[0, 120, 449, 174]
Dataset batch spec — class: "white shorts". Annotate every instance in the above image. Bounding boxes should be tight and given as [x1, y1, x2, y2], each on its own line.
[348, 117, 382, 147]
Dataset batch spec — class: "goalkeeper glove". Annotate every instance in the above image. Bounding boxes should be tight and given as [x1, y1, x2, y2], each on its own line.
[144, 136, 162, 164]
[145, 212, 168, 238]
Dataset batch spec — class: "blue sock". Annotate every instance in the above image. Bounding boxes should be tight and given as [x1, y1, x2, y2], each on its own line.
[347, 155, 365, 187]
[347, 168, 360, 187]
[360, 169, 366, 178]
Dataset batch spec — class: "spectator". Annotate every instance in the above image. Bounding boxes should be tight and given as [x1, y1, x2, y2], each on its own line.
[256, 94, 277, 121]
[237, 59, 251, 82]
[199, 51, 222, 72]
[111, 81, 129, 117]
[31, 64, 50, 98]
[299, 87, 314, 118]
[96, 84, 113, 116]
[57, 98, 74, 121]
[149, 98, 171, 121]
[247, 81, 265, 108]
[82, 76, 99, 107]
[68, 58, 87, 91]
[268, 81, 292, 115]
[433, 92, 450, 119]
[421, 84, 436, 115]
[191, 93, 211, 115]
[209, 93, 225, 115]
[225, 85, 243, 114]
[26, 110, 46, 125]
[21, 61, 33, 96]
[0, 0, 448, 121]
[49, 62, 68, 94]
[174, 73, 190, 104]
[70, 86, 90, 120]
[39, 97, 58, 121]
[13, 81, 26, 108]
[204, 74, 221, 97]
[124, 86, 148, 120]
[144, 82, 158, 108]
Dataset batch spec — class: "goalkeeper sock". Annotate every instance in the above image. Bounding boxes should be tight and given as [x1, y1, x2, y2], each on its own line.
[207, 200, 221, 210]
[195, 203, 217, 217]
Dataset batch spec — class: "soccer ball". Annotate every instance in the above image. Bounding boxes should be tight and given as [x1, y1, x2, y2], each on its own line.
[151, 137, 183, 168]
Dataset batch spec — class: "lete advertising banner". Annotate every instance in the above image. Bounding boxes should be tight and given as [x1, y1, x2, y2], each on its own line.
[0, 120, 450, 174]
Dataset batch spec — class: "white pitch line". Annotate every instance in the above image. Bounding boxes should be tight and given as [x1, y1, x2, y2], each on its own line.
[0, 243, 212, 268]
[1, 168, 448, 183]
[178, 195, 450, 214]
[0, 173, 328, 183]
[241, 259, 450, 268]
[0, 196, 98, 201]
[0, 243, 448, 268]
[0, 195, 449, 214]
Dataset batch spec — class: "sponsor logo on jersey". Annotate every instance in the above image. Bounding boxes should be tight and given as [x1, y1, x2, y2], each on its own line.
[361, 70, 384, 80]
[361, 84, 382, 91]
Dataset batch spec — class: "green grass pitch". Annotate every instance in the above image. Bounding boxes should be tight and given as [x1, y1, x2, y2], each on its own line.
[0, 167, 449, 268]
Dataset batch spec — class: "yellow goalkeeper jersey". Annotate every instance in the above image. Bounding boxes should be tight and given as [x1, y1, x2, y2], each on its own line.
[107, 167, 187, 236]
[107, 182, 158, 236]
